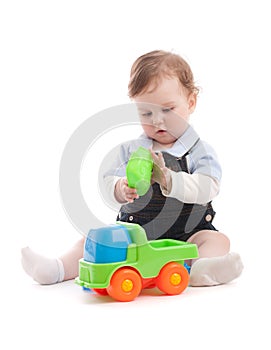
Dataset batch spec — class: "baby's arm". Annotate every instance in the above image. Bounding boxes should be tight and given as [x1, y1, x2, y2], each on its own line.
[103, 165, 139, 205]
[162, 171, 220, 204]
[150, 150, 172, 191]
[103, 176, 139, 204]
[151, 147, 220, 205]
[102, 141, 138, 205]
[114, 178, 139, 203]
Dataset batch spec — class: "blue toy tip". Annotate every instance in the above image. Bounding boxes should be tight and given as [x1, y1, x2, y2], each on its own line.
[184, 262, 191, 274]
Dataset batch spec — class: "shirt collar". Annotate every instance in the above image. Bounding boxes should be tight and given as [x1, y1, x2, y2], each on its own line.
[138, 125, 200, 157]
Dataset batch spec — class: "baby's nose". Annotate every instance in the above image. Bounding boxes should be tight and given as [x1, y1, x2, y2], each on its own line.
[152, 112, 165, 126]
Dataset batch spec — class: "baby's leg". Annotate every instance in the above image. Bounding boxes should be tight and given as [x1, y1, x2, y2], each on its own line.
[187, 230, 243, 286]
[59, 238, 85, 280]
[21, 238, 85, 285]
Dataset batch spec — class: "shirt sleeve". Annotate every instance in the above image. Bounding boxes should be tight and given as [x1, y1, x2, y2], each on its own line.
[161, 171, 220, 204]
[189, 140, 222, 182]
[101, 142, 130, 207]
[103, 143, 129, 178]
[161, 140, 222, 204]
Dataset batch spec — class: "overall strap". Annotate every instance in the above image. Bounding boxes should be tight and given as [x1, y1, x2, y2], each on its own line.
[179, 137, 200, 158]
[162, 137, 200, 174]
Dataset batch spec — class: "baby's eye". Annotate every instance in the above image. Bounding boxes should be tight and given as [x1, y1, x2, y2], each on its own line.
[162, 107, 174, 113]
[141, 111, 153, 117]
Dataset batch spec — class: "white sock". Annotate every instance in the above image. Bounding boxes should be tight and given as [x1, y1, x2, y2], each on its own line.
[21, 247, 65, 285]
[189, 252, 244, 287]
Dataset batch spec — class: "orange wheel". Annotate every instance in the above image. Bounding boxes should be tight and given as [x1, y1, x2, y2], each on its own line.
[156, 262, 189, 295]
[92, 288, 108, 296]
[106, 268, 142, 302]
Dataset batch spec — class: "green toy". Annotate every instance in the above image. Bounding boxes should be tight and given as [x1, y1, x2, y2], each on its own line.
[75, 222, 199, 302]
[126, 147, 153, 196]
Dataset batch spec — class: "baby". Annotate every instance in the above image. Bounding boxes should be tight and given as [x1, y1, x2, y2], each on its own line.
[22, 50, 243, 286]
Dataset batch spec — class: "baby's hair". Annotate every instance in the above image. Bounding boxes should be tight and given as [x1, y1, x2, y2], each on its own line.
[128, 50, 199, 98]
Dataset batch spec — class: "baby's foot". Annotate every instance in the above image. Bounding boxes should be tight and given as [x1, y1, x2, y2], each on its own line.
[21, 247, 65, 285]
[189, 252, 244, 287]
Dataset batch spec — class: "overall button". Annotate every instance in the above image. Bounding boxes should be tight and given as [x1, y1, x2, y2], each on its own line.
[205, 214, 212, 222]
[129, 216, 134, 221]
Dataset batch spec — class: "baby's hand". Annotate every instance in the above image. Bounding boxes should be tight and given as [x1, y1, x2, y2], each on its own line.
[114, 178, 139, 203]
[150, 150, 172, 192]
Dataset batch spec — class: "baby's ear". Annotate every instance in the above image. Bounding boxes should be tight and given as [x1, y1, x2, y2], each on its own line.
[188, 92, 197, 113]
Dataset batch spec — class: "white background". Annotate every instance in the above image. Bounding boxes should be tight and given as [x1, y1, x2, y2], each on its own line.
[1, 1, 270, 349]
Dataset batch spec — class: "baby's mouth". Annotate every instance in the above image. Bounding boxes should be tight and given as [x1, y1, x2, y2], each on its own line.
[156, 129, 167, 134]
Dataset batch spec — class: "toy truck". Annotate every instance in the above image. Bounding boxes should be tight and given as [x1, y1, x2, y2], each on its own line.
[75, 222, 198, 302]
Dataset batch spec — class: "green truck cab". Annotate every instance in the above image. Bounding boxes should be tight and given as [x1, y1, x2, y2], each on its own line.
[75, 222, 198, 302]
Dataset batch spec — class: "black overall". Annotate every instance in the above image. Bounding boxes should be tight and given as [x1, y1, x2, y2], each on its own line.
[117, 141, 217, 241]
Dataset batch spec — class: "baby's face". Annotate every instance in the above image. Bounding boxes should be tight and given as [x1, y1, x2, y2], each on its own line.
[134, 77, 196, 147]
